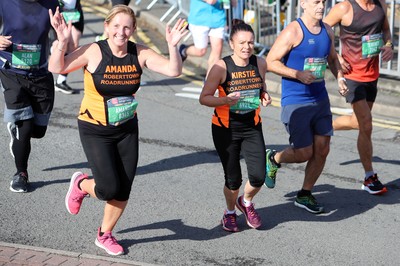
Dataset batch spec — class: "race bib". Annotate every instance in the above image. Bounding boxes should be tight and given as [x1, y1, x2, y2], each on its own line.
[361, 33, 383, 59]
[62, 10, 81, 24]
[230, 89, 260, 114]
[11, 44, 41, 70]
[107, 96, 138, 126]
[303, 57, 327, 83]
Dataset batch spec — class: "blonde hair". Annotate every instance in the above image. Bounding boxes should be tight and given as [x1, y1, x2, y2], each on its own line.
[105, 4, 136, 28]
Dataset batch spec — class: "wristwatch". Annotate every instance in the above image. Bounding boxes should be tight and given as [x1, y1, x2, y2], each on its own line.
[385, 41, 394, 50]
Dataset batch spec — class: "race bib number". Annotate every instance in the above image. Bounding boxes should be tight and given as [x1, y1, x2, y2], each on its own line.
[361, 33, 383, 59]
[11, 44, 41, 70]
[62, 10, 81, 23]
[230, 89, 260, 114]
[303, 57, 327, 83]
[107, 96, 138, 126]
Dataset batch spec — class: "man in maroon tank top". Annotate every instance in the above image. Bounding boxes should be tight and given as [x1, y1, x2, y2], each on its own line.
[324, 0, 393, 195]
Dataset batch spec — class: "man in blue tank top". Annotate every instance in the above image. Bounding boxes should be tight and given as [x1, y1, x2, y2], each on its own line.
[264, 0, 347, 213]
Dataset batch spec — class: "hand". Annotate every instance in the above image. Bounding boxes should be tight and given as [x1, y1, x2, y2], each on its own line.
[165, 18, 189, 47]
[296, 70, 316, 84]
[0, 35, 12, 51]
[338, 54, 351, 74]
[380, 45, 394, 62]
[338, 78, 348, 96]
[261, 91, 272, 107]
[226, 92, 240, 106]
[49, 7, 72, 45]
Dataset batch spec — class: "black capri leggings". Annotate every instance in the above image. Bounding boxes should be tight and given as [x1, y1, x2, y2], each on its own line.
[78, 118, 139, 201]
[212, 123, 266, 190]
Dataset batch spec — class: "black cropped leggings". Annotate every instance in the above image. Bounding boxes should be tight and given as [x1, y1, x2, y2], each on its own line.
[212, 123, 266, 190]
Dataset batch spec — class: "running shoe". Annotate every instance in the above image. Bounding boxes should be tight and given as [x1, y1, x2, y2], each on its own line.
[65, 172, 88, 215]
[55, 81, 75, 94]
[235, 195, 262, 229]
[294, 194, 324, 214]
[10, 172, 29, 193]
[95, 228, 124, 256]
[7, 122, 18, 158]
[221, 211, 239, 232]
[178, 44, 187, 62]
[361, 174, 387, 195]
[264, 149, 279, 188]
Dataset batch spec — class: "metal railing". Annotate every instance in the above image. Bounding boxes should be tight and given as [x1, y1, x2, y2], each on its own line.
[139, 0, 400, 77]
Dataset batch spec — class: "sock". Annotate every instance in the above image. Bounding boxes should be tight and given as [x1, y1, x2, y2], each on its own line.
[242, 197, 252, 207]
[226, 209, 236, 214]
[365, 171, 375, 180]
[77, 179, 84, 191]
[270, 151, 281, 168]
[57, 74, 67, 84]
[297, 189, 311, 198]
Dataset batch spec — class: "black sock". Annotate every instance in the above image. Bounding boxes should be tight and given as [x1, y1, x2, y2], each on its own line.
[270, 152, 281, 168]
[297, 189, 311, 198]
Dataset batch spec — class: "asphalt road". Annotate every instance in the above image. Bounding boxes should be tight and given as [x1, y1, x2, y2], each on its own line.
[0, 4, 399, 266]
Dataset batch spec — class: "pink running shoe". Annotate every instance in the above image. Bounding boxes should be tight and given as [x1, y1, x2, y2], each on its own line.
[221, 211, 239, 232]
[95, 228, 124, 256]
[236, 195, 262, 229]
[65, 172, 88, 215]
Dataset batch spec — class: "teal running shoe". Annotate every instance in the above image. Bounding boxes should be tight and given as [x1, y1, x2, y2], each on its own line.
[294, 194, 324, 214]
[264, 149, 279, 188]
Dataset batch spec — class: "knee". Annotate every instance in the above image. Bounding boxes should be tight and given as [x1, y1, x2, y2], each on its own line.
[197, 48, 207, 57]
[95, 184, 119, 201]
[225, 176, 242, 191]
[31, 125, 47, 139]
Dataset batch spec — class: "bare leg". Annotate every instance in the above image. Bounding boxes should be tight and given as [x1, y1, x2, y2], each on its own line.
[223, 186, 239, 211]
[101, 200, 128, 232]
[302, 135, 330, 190]
[207, 35, 223, 75]
[243, 180, 261, 202]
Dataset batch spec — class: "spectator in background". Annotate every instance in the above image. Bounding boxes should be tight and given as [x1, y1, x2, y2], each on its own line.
[0, 0, 59, 193]
[179, 0, 235, 77]
[54, 0, 84, 94]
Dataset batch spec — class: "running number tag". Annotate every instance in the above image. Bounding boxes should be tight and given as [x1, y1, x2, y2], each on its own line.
[107, 96, 138, 126]
[11, 44, 41, 70]
[303, 57, 327, 83]
[62, 10, 81, 24]
[361, 33, 383, 59]
[230, 89, 260, 114]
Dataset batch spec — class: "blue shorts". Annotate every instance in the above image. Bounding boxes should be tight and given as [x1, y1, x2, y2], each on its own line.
[281, 97, 333, 149]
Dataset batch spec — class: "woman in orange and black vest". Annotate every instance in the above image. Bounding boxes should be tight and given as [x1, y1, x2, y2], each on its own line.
[199, 19, 271, 233]
[49, 5, 188, 256]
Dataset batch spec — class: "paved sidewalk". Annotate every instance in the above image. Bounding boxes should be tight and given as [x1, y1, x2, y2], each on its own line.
[0, 242, 155, 266]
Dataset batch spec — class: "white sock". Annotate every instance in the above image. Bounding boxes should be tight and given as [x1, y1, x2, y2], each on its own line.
[226, 209, 236, 214]
[57, 74, 67, 84]
[365, 171, 375, 180]
[242, 197, 252, 207]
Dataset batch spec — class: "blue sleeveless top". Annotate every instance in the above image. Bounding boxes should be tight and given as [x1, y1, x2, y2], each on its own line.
[281, 18, 330, 106]
[0, 0, 59, 76]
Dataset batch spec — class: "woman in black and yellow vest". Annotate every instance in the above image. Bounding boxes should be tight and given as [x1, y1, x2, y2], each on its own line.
[200, 19, 272, 232]
[49, 5, 188, 255]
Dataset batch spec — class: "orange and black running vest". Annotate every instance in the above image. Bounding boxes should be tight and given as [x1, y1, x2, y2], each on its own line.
[79, 40, 143, 126]
[212, 55, 264, 128]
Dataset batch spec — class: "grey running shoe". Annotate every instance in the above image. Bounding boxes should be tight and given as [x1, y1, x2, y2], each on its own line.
[55, 81, 75, 94]
[10, 172, 29, 193]
[7, 122, 18, 158]
[294, 194, 324, 214]
[264, 149, 279, 188]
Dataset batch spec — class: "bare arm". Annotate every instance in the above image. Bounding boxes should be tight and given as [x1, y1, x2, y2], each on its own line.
[257, 56, 272, 107]
[266, 21, 316, 84]
[379, 0, 394, 62]
[199, 59, 240, 107]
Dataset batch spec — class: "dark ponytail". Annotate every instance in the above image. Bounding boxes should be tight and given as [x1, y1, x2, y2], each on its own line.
[229, 19, 254, 41]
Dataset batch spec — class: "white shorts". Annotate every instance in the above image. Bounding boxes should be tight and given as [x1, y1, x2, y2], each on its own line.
[189, 24, 225, 49]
